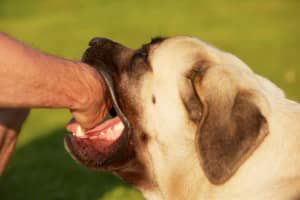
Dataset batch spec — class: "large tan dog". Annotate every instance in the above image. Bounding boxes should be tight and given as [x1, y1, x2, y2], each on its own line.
[65, 36, 300, 200]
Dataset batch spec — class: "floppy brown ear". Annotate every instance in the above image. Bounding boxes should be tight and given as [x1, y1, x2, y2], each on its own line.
[190, 67, 269, 185]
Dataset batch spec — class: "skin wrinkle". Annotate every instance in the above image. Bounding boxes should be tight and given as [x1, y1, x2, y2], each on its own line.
[0, 33, 111, 130]
[66, 37, 162, 193]
[0, 36, 79, 109]
[0, 33, 111, 174]
[66, 36, 300, 199]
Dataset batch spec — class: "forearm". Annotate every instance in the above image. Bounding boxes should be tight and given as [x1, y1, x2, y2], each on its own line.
[0, 33, 95, 110]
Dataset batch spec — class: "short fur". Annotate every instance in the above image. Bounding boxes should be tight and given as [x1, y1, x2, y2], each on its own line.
[67, 36, 300, 200]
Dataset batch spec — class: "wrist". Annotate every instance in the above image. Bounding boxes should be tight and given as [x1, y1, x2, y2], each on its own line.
[69, 62, 111, 130]
[70, 62, 108, 112]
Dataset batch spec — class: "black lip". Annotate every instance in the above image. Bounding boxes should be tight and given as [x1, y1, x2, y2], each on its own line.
[92, 62, 131, 136]
[64, 128, 132, 170]
[64, 44, 134, 169]
[81, 44, 132, 135]
[64, 63, 133, 169]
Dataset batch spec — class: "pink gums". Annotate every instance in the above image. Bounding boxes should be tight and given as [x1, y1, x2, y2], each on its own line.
[67, 117, 125, 141]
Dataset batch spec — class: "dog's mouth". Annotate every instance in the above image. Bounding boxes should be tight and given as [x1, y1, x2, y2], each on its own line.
[64, 62, 133, 170]
[70, 112, 124, 143]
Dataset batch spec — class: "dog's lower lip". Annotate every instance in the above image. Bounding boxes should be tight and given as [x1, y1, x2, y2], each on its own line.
[97, 65, 131, 131]
[64, 55, 133, 169]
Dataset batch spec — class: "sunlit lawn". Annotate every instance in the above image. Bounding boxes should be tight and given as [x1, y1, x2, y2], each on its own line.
[0, 0, 299, 199]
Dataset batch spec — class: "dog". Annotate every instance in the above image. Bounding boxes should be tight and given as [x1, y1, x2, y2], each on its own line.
[64, 36, 300, 200]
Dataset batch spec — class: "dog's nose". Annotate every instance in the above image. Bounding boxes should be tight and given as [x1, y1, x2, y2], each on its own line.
[89, 37, 112, 47]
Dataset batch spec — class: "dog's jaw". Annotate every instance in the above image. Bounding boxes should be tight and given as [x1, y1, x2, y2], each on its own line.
[64, 36, 300, 199]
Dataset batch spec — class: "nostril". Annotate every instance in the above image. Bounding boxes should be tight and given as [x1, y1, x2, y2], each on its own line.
[89, 37, 111, 47]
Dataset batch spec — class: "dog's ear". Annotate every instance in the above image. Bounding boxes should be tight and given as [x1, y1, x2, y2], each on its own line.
[189, 66, 269, 185]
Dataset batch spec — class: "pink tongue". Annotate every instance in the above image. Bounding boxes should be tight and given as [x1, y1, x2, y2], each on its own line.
[86, 117, 122, 134]
[66, 117, 125, 141]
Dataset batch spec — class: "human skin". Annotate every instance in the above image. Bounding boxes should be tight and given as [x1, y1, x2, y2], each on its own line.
[0, 32, 111, 130]
[0, 33, 111, 174]
[0, 109, 29, 174]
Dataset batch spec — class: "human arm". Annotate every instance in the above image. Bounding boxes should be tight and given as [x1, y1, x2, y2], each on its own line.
[0, 33, 111, 130]
[0, 109, 29, 175]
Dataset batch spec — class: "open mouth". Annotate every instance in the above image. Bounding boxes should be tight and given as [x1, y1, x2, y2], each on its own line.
[64, 108, 130, 169]
[67, 108, 125, 146]
[68, 107, 123, 139]
[64, 62, 133, 170]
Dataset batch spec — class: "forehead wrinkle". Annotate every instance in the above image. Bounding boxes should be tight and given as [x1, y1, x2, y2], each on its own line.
[133, 39, 168, 73]
[149, 37, 222, 77]
[144, 38, 169, 70]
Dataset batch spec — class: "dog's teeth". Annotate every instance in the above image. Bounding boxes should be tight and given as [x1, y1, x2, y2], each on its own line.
[107, 128, 113, 134]
[100, 131, 106, 135]
[75, 126, 85, 138]
[115, 123, 124, 131]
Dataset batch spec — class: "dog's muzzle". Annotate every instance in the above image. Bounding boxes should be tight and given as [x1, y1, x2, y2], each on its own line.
[64, 40, 133, 170]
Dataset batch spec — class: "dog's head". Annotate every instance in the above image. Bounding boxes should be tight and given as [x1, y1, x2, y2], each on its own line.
[65, 36, 269, 197]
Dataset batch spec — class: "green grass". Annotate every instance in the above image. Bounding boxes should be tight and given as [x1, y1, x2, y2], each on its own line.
[0, 0, 299, 199]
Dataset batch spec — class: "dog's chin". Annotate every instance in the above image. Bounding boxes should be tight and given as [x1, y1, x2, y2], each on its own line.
[64, 108, 133, 170]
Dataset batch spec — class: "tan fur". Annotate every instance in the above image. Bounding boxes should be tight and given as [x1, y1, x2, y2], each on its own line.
[75, 36, 300, 199]
[135, 37, 300, 199]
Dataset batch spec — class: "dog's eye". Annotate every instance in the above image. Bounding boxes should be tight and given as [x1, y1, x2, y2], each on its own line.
[129, 48, 149, 68]
[134, 49, 148, 60]
[138, 51, 147, 58]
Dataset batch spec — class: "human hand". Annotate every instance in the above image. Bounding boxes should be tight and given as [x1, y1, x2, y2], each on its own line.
[67, 65, 112, 132]
[0, 108, 29, 175]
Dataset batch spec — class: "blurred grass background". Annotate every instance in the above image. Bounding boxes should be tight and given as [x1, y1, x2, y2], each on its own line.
[0, 0, 299, 199]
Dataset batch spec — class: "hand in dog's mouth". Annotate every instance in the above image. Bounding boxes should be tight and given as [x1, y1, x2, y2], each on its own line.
[64, 62, 133, 170]
[67, 111, 124, 145]
[66, 110, 124, 148]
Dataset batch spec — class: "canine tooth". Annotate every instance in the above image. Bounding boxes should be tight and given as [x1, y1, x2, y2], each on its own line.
[115, 123, 124, 131]
[100, 131, 106, 135]
[107, 128, 113, 134]
[114, 125, 119, 131]
[76, 126, 85, 137]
